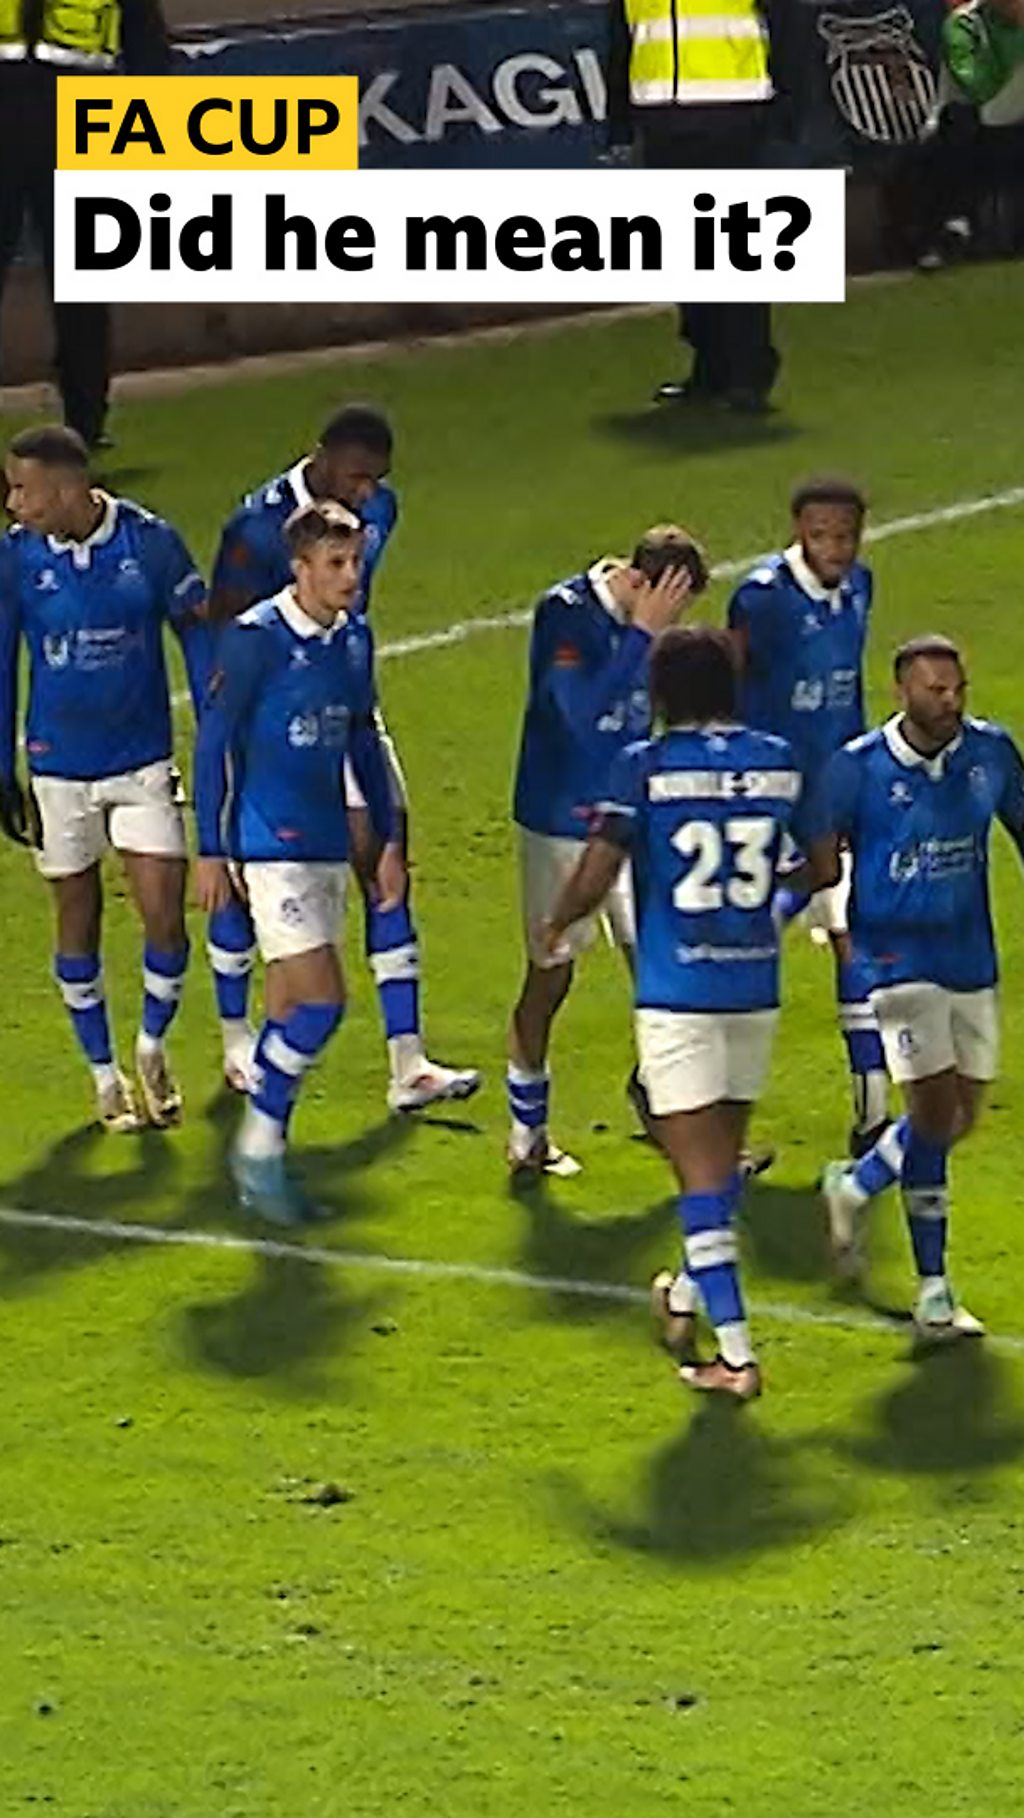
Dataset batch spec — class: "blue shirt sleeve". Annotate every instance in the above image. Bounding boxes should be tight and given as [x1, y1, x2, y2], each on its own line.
[789, 766, 830, 851]
[593, 741, 646, 848]
[343, 620, 395, 844]
[995, 729, 1024, 858]
[211, 505, 283, 614]
[728, 576, 780, 668]
[822, 745, 861, 841]
[0, 536, 21, 785]
[146, 517, 214, 714]
[193, 623, 271, 857]
[543, 600, 652, 757]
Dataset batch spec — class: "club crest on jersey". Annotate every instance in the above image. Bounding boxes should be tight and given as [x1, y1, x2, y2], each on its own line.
[42, 632, 71, 668]
[968, 764, 990, 799]
[118, 558, 141, 580]
[817, 6, 937, 147]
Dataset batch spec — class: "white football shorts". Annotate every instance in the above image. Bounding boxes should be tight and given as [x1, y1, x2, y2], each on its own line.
[31, 759, 187, 880]
[871, 981, 999, 1084]
[343, 710, 408, 814]
[519, 827, 635, 969]
[241, 861, 350, 964]
[636, 1007, 780, 1116]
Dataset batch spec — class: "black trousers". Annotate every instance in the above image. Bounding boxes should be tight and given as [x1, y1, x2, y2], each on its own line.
[639, 105, 780, 399]
[0, 66, 110, 445]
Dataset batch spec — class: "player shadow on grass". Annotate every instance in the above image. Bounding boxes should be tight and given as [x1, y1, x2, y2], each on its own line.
[829, 1343, 1024, 1481]
[510, 1181, 677, 1324]
[593, 403, 799, 460]
[0, 1121, 183, 1291]
[738, 1179, 829, 1284]
[557, 1401, 849, 1566]
[170, 1090, 413, 1387]
[176, 1252, 383, 1394]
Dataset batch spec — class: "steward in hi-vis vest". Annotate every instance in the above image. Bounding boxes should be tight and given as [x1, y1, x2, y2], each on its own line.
[0, 0, 171, 448]
[619, 0, 772, 109]
[604, 0, 782, 416]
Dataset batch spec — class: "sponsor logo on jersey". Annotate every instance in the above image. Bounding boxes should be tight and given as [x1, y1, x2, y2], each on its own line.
[288, 713, 320, 748]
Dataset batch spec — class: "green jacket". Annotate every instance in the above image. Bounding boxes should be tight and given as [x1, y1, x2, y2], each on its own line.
[944, 0, 1024, 106]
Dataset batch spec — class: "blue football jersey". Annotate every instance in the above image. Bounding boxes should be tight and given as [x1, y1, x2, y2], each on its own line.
[600, 725, 826, 1013]
[826, 715, 1024, 992]
[728, 546, 872, 772]
[211, 458, 397, 620]
[194, 588, 390, 864]
[0, 494, 210, 783]
[513, 564, 653, 840]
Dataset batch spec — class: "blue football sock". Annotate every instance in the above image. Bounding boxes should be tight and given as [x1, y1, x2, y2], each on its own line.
[141, 941, 189, 1043]
[851, 1115, 911, 1202]
[368, 899, 421, 1046]
[838, 959, 888, 1134]
[507, 1063, 549, 1143]
[902, 1128, 950, 1280]
[207, 900, 257, 1026]
[244, 1002, 344, 1156]
[54, 952, 113, 1071]
[369, 898, 428, 1083]
[679, 1184, 754, 1368]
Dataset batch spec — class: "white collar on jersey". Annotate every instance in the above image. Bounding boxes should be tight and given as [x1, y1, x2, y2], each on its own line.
[784, 541, 845, 615]
[883, 713, 963, 780]
[47, 490, 118, 565]
[588, 558, 628, 622]
[274, 584, 347, 642]
[286, 458, 314, 509]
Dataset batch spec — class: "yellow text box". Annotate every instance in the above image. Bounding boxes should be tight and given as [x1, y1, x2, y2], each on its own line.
[57, 76, 359, 171]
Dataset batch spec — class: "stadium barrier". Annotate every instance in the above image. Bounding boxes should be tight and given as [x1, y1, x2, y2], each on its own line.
[3, 0, 942, 382]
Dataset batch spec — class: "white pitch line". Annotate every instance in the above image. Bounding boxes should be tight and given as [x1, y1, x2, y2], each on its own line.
[171, 482, 1024, 704]
[1, 1202, 1021, 1356]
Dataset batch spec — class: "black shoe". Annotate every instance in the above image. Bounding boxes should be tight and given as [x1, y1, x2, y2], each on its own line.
[652, 377, 720, 406]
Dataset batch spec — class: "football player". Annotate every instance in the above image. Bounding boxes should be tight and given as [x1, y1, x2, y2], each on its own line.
[206, 402, 479, 1113]
[821, 635, 1024, 1339]
[546, 625, 836, 1399]
[0, 426, 213, 1130]
[728, 476, 886, 1157]
[195, 501, 405, 1225]
[507, 526, 704, 1176]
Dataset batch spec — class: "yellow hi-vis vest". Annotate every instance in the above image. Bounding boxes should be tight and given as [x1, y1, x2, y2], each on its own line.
[0, 0, 120, 67]
[626, 0, 772, 107]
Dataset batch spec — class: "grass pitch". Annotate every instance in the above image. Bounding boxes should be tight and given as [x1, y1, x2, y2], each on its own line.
[2, 266, 1024, 1815]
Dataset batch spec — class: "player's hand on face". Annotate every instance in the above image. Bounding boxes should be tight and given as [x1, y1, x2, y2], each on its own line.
[632, 565, 694, 635]
[194, 856, 233, 913]
[375, 842, 407, 913]
[0, 777, 30, 847]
